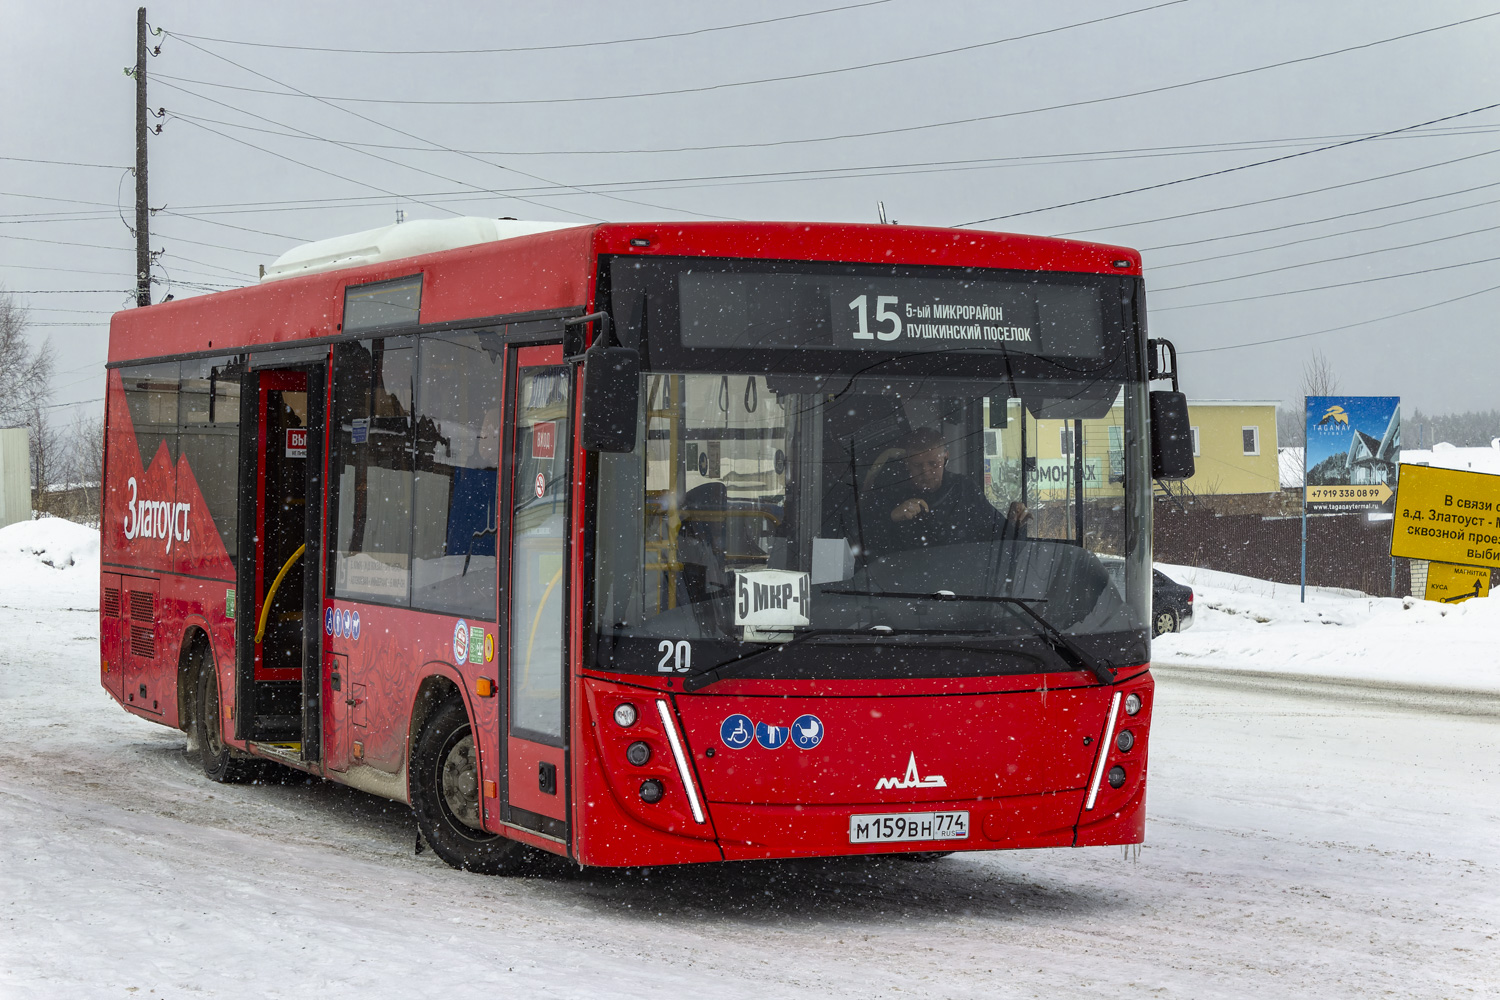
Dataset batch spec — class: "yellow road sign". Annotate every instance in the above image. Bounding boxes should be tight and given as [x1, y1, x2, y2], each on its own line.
[1423, 562, 1491, 603]
[1305, 483, 1392, 505]
[1391, 464, 1500, 569]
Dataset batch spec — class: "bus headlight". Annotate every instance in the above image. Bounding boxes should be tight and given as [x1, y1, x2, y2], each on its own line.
[1124, 693, 1142, 716]
[639, 779, 664, 804]
[1107, 765, 1126, 789]
[613, 703, 638, 727]
[626, 741, 652, 766]
[1116, 729, 1134, 753]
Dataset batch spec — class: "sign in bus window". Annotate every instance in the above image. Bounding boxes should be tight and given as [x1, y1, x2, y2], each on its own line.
[510, 366, 570, 741]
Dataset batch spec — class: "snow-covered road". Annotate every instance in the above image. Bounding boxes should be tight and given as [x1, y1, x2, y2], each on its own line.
[3, 596, 1497, 998]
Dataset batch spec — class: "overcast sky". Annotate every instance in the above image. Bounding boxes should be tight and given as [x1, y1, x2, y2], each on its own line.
[6, 0, 1498, 427]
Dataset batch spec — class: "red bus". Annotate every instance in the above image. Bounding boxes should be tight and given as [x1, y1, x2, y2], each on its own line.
[100, 219, 1192, 872]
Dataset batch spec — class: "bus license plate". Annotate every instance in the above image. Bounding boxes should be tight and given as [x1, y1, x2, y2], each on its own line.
[849, 811, 969, 844]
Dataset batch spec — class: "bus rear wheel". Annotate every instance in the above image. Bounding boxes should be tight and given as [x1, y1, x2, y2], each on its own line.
[411, 697, 529, 875]
[196, 646, 259, 784]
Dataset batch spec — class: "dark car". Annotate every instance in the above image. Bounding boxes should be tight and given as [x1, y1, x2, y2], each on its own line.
[1152, 569, 1194, 636]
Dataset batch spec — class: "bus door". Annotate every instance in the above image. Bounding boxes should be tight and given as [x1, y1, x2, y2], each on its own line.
[235, 362, 326, 758]
[500, 344, 571, 839]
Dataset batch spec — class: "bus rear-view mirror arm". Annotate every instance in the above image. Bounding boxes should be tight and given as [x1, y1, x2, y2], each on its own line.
[1147, 338, 1194, 481]
[567, 311, 641, 453]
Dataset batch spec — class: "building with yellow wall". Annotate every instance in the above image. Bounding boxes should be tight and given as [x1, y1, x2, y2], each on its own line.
[1181, 400, 1281, 504]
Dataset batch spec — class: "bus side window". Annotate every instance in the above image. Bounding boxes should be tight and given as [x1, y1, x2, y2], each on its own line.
[331, 337, 416, 606]
[178, 358, 242, 566]
[409, 331, 503, 617]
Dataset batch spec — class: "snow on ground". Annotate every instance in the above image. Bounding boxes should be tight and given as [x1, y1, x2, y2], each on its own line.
[2, 521, 1498, 997]
[0, 517, 99, 611]
[1153, 562, 1500, 694]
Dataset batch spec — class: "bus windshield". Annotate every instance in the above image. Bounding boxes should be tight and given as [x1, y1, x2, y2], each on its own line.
[593, 371, 1152, 680]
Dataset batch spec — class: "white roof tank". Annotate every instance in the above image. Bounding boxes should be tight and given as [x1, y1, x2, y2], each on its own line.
[260, 217, 583, 282]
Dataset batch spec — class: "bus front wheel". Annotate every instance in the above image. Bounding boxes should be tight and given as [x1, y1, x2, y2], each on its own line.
[411, 697, 529, 875]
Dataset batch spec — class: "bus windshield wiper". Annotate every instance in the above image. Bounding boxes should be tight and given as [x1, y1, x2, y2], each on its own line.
[819, 589, 1117, 684]
[680, 626, 955, 693]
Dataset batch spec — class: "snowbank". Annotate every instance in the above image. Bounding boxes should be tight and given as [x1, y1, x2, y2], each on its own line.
[0, 517, 99, 611]
[1153, 561, 1500, 693]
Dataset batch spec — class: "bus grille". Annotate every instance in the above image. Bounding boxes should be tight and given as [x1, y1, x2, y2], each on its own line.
[128, 590, 155, 621]
[129, 626, 156, 658]
[103, 588, 121, 618]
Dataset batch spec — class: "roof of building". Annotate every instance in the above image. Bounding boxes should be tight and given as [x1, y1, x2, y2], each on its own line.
[1187, 399, 1281, 408]
[1401, 441, 1500, 475]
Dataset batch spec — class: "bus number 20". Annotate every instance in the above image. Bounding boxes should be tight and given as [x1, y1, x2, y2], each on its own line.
[657, 640, 692, 673]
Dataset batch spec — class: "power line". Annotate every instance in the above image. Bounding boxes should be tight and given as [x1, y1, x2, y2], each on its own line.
[1141, 177, 1500, 253]
[959, 99, 1500, 227]
[1177, 279, 1500, 355]
[168, 1, 896, 55]
[162, 44, 725, 222]
[162, 11, 1500, 156]
[0, 155, 128, 170]
[1151, 219, 1500, 292]
[1148, 190, 1500, 270]
[4, 289, 131, 294]
[1152, 253, 1500, 311]
[156, 108, 1500, 160]
[1060, 143, 1500, 237]
[160, 2, 1189, 107]
[0, 233, 132, 252]
[163, 83, 611, 223]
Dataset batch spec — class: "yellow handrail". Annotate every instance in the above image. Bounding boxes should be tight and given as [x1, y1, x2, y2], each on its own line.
[254, 543, 306, 644]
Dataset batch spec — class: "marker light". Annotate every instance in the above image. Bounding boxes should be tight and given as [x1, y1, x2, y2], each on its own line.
[626, 741, 652, 766]
[1116, 729, 1135, 753]
[613, 703, 638, 727]
[1107, 765, 1127, 789]
[1124, 693, 1142, 716]
[639, 779, 665, 803]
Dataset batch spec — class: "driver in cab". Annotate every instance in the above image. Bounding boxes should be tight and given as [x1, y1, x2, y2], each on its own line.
[883, 427, 1028, 550]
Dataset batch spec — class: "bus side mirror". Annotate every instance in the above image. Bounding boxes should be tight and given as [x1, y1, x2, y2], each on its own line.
[1149, 390, 1194, 480]
[580, 346, 641, 453]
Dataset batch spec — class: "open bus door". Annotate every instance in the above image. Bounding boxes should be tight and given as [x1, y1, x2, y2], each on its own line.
[499, 343, 571, 840]
[235, 361, 326, 761]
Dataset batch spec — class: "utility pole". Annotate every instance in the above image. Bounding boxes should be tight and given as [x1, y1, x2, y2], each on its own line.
[134, 6, 151, 307]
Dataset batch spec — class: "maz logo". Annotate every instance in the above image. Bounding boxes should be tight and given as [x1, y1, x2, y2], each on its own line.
[123, 476, 191, 554]
[875, 752, 946, 789]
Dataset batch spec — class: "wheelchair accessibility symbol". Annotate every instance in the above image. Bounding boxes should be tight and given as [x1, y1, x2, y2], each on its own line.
[720, 714, 754, 750]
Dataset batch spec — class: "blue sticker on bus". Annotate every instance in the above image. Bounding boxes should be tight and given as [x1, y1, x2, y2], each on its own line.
[324, 607, 334, 635]
[351, 611, 360, 640]
[790, 714, 823, 749]
[756, 721, 790, 750]
[720, 714, 754, 750]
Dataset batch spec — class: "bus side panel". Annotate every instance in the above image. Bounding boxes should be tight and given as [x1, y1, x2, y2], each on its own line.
[102, 369, 239, 729]
[100, 572, 124, 703]
[321, 603, 499, 785]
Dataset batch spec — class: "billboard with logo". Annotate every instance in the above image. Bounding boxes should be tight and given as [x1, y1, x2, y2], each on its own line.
[1304, 396, 1400, 513]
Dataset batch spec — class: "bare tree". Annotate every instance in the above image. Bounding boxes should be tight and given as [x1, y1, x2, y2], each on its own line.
[1300, 349, 1341, 399]
[61, 409, 105, 525]
[0, 291, 53, 429]
[1276, 405, 1305, 447]
[28, 403, 63, 515]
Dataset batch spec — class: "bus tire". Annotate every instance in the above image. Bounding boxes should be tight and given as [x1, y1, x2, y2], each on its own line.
[410, 696, 529, 875]
[197, 646, 259, 784]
